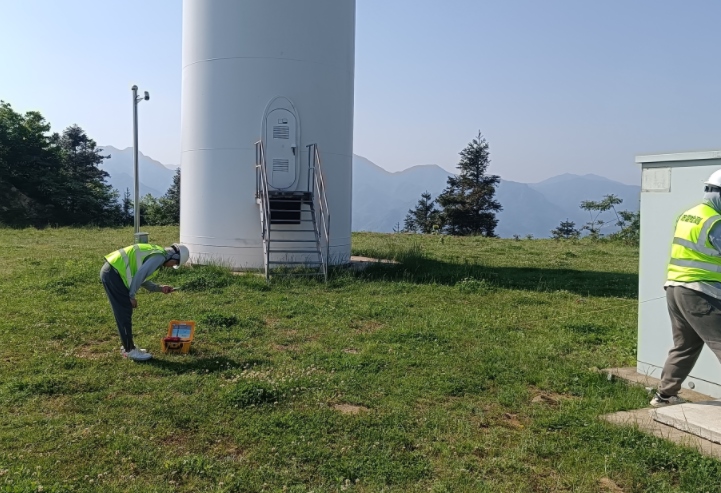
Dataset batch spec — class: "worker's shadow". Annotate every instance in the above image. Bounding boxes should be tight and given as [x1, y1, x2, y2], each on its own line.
[145, 355, 269, 375]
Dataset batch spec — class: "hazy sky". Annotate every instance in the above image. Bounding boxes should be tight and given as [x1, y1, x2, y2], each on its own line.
[2, 1, 720, 185]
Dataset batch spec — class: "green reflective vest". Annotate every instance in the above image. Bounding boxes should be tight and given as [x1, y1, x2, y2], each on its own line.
[667, 203, 721, 282]
[105, 244, 167, 289]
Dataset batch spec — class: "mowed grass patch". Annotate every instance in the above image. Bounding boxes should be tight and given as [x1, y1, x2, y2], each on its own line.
[1, 227, 718, 492]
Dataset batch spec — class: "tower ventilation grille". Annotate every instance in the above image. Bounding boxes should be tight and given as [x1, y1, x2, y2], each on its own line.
[273, 159, 290, 172]
[273, 126, 289, 139]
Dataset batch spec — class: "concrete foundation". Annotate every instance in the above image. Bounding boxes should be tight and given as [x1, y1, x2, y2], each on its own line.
[603, 367, 711, 402]
[602, 367, 721, 458]
[601, 409, 721, 459]
[651, 401, 721, 445]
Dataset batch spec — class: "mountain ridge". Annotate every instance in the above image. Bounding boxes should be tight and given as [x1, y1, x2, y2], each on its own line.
[98, 146, 640, 238]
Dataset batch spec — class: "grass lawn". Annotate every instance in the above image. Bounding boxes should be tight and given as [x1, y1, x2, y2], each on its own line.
[1, 227, 720, 492]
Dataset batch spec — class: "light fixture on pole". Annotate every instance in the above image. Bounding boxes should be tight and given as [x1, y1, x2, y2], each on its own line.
[132, 85, 150, 243]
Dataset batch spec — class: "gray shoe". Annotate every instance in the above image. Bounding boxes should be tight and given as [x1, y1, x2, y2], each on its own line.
[650, 392, 685, 407]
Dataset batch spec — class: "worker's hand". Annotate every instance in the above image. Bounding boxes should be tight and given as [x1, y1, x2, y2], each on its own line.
[130, 298, 138, 309]
[161, 285, 174, 294]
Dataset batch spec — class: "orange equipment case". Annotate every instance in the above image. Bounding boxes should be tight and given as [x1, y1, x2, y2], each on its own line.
[162, 320, 196, 354]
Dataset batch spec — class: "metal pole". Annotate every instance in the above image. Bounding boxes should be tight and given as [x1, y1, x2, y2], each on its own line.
[132, 85, 140, 235]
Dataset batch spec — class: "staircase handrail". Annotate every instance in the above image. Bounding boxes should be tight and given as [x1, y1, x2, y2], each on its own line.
[308, 143, 330, 281]
[255, 140, 271, 278]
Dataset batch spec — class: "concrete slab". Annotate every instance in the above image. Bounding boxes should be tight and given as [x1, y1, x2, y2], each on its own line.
[603, 367, 712, 402]
[651, 401, 721, 445]
[601, 409, 721, 459]
[601, 369, 721, 459]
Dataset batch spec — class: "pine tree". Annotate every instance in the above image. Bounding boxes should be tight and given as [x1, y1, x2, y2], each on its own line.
[139, 169, 180, 226]
[404, 191, 440, 234]
[436, 131, 501, 236]
[50, 124, 120, 225]
[121, 188, 133, 226]
[551, 219, 580, 240]
[160, 168, 180, 225]
[0, 101, 60, 226]
[0, 103, 123, 227]
[139, 194, 160, 226]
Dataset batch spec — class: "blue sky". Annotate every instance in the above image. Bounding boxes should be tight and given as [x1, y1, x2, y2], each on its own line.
[1, 1, 720, 185]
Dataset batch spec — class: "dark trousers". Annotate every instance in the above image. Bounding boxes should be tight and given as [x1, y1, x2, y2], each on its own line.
[659, 286, 721, 395]
[100, 262, 134, 350]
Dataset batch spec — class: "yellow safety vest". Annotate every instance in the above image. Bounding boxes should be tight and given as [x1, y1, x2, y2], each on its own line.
[105, 244, 167, 289]
[667, 203, 721, 282]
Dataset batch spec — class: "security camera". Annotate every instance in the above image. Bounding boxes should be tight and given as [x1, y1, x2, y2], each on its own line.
[144, 91, 150, 101]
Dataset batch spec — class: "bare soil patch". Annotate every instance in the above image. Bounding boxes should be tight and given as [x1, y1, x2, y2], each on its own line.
[599, 477, 624, 493]
[333, 404, 368, 415]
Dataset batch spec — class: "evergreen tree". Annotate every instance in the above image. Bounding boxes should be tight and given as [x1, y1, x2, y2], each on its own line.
[140, 168, 180, 226]
[50, 124, 120, 225]
[551, 219, 580, 240]
[404, 190, 440, 234]
[436, 131, 501, 236]
[0, 101, 60, 226]
[159, 168, 180, 225]
[139, 194, 161, 226]
[0, 102, 125, 227]
[121, 188, 133, 226]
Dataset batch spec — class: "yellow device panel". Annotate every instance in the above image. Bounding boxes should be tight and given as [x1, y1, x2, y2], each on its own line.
[162, 320, 196, 354]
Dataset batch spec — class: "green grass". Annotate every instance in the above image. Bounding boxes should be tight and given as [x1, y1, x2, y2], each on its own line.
[0, 227, 719, 492]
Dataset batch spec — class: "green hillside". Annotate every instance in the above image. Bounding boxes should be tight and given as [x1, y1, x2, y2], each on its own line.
[1, 228, 717, 492]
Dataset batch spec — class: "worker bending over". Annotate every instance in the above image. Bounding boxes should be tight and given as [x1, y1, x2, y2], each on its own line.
[101, 243, 189, 361]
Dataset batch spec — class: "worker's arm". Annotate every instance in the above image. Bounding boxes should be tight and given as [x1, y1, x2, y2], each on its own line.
[128, 254, 167, 300]
[707, 222, 721, 254]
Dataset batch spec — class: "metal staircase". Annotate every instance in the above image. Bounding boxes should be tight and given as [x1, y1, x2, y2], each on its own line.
[255, 141, 330, 281]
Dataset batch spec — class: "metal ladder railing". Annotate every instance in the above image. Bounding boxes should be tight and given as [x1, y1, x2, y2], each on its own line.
[255, 141, 271, 279]
[307, 143, 331, 281]
[255, 141, 330, 281]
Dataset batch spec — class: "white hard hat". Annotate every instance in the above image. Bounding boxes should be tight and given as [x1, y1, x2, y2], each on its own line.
[705, 169, 721, 188]
[172, 243, 190, 269]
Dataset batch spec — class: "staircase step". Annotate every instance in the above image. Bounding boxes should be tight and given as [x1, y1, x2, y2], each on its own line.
[270, 272, 324, 277]
[268, 251, 318, 256]
[269, 229, 316, 233]
[266, 197, 311, 202]
[268, 239, 317, 243]
[269, 249, 320, 254]
[272, 219, 314, 223]
[258, 185, 326, 280]
[268, 192, 312, 197]
[268, 261, 322, 265]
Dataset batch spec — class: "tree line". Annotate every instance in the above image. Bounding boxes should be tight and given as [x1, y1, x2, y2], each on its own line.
[404, 132, 502, 236]
[3, 100, 637, 241]
[0, 101, 179, 228]
[549, 195, 639, 243]
[404, 131, 639, 244]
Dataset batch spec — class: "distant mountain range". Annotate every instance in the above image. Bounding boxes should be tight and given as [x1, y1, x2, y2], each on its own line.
[99, 146, 177, 199]
[98, 146, 640, 238]
[500, 173, 640, 237]
[352, 155, 640, 238]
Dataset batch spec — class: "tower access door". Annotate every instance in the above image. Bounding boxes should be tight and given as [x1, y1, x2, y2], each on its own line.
[264, 106, 298, 191]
